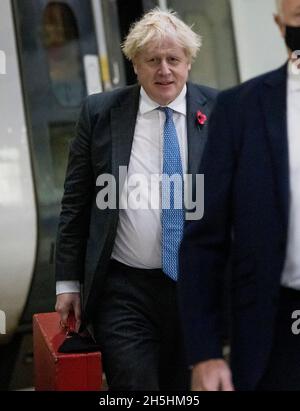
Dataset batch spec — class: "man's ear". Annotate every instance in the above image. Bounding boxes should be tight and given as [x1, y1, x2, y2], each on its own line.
[132, 59, 138, 75]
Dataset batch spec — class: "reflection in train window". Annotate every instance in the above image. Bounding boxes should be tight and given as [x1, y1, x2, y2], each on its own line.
[42, 2, 86, 106]
[49, 123, 74, 194]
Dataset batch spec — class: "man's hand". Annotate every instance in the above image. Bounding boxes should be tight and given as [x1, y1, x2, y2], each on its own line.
[55, 293, 81, 332]
[191, 359, 234, 391]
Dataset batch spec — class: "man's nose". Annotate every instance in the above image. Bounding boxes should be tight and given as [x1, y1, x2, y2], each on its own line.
[158, 60, 171, 75]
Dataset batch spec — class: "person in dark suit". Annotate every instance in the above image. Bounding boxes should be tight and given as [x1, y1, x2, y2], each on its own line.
[178, 0, 300, 391]
[55, 8, 217, 390]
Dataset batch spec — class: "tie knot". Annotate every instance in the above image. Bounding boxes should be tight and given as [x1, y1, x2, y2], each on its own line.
[159, 106, 173, 120]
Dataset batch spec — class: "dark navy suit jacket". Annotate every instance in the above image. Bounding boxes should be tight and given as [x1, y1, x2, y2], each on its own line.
[55, 82, 217, 322]
[178, 64, 289, 390]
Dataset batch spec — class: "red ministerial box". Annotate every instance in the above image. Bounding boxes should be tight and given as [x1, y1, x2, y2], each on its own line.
[33, 312, 102, 391]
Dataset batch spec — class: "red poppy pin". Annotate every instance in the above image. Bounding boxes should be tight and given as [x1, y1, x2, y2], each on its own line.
[196, 110, 207, 127]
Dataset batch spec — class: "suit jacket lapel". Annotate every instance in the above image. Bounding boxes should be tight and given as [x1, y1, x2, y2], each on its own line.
[261, 64, 289, 231]
[110, 85, 140, 201]
[186, 83, 210, 176]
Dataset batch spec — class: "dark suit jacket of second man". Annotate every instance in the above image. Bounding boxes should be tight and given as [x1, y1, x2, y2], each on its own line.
[179, 64, 291, 391]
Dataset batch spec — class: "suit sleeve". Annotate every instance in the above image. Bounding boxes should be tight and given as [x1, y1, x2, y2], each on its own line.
[178, 93, 236, 366]
[55, 98, 94, 282]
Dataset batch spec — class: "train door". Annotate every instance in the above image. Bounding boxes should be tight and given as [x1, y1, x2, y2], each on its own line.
[0, 0, 105, 390]
[12, 0, 104, 322]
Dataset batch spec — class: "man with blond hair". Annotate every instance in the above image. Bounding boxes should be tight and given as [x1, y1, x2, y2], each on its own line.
[55, 8, 217, 390]
[179, 0, 300, 391]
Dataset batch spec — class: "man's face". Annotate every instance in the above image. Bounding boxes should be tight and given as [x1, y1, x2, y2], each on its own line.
[133, 36, 191, 106]
[275, 0, 300, 37]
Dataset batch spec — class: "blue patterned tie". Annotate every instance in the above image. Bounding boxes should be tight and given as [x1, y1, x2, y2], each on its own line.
[161, 107, 185, 281]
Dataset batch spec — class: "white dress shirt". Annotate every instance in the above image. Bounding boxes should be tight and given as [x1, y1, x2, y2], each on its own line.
[281, 62, 300, 289]
[56, 86, 188, 295]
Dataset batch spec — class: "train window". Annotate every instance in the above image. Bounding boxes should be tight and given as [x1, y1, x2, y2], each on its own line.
[42, 2, 86, 106]
[167, 0, 239, 89]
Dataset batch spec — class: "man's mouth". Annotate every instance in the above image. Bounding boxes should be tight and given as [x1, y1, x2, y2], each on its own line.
[155, 81, 174, 86]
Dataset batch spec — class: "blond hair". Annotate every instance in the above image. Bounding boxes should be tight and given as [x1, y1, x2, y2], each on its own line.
[276, 0, 283, 16]
[122, 8, 202, 63]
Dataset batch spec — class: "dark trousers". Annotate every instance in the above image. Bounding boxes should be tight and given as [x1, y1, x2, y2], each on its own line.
[92, 260, 190, 391]
[257, 287, 300, 391]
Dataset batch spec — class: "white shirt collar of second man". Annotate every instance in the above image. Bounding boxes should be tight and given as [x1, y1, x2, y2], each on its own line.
[139, 85, 187, 116]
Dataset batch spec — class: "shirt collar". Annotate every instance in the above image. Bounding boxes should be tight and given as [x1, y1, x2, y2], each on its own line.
[139, 85, 187, 116]
[288, 60, 300, 92]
